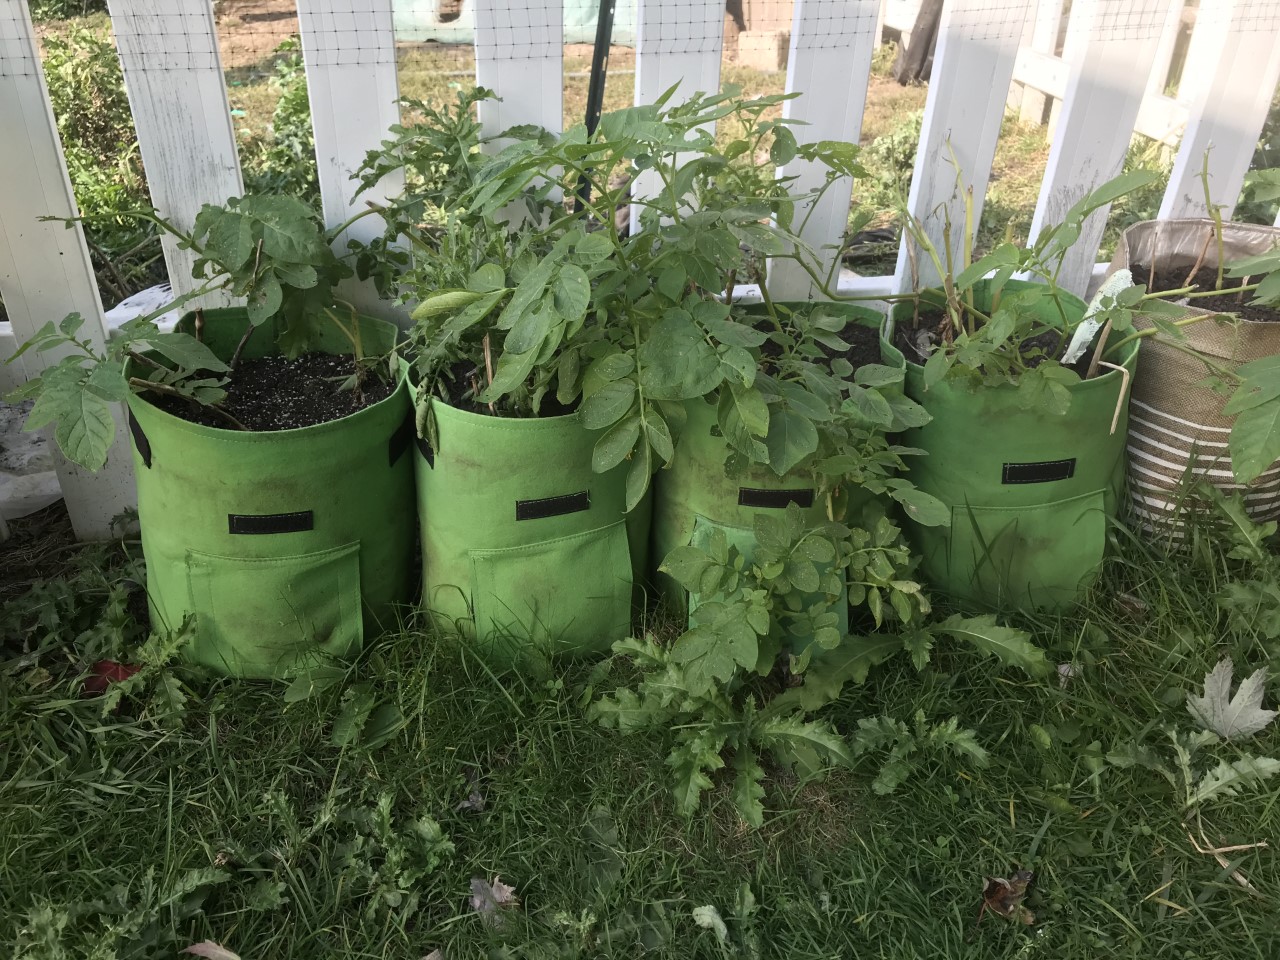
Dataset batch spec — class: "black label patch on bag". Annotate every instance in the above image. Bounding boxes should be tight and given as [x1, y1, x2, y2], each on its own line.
[388, 415, 413, 467]
[1001, 459, 1076, 484]
[228, 511, 314, 535]
[516, 491, 590, 521]
[128, 411, 152, 469]
[737, 488, 815, 509]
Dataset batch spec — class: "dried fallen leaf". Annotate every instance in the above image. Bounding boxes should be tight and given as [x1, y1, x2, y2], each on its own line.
[979, 869, 1035, 926]
[470, 875, 519, 927]
[456, 768, 485, 813]
[421, 951, 444, 960]
[183, 943, 241, 960]
[1187, 658, 1278, 741]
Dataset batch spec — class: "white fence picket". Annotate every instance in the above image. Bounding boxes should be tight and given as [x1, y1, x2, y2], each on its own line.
[296, 0, 404, 322]
[893, 0, 1032, 292]
[298, 0, 401, 240]
[769, 0, 879, 301]
[473, 0, 564, 141]
[1017, 0, 1063, 125]
[1159, 0, 1280, 220]
[0, 1, 136, 538]
[631, 0, 725, 234]
[1028, 0, 1174, 297]
[108, 0, 243, 302]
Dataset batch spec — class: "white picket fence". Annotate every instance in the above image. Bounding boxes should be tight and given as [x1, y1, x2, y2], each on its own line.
[1, 0, 1278, 539]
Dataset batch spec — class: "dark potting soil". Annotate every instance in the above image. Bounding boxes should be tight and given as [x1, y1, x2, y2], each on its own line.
[151, 352, 394, 431]
[757, 316, 882, 375]
[1134, 262, 1278, 323]
[893, 307, 1095, 376]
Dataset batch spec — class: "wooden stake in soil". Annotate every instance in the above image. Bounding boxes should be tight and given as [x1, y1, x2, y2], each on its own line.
[1085, 318, 1113, 381]
[1182, 229, 1214, 289]
[482, 334, 496, 415]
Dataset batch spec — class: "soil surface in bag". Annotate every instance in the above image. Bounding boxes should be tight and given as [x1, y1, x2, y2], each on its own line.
[894, 306, 1096, 376]
[760, 321, 881, 373]
[1133, 263, 1278, 323]
[437, 358, 579, 418]
[152, 352, 394, 431]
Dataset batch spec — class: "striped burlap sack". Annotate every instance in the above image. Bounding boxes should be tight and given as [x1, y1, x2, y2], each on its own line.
[1106, 219, 1280, 530]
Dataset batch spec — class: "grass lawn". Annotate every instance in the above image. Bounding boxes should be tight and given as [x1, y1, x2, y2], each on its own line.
[4, 501, 1280, 958]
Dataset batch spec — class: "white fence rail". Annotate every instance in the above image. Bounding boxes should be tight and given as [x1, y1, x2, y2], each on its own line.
[1, 0, 1279, 535]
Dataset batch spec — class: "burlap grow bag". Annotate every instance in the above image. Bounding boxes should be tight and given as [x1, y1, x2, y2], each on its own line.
[126, 309, 417, 680]
[414, 398, 648, 665]
[1107, 219, 1280, 527]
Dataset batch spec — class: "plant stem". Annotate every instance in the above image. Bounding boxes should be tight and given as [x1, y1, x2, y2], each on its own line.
[128, 377, 249, 430]
[1182, 230, 1213, 288]
[230, 321, 258, 370]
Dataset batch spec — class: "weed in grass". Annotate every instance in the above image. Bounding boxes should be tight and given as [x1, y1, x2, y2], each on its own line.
[5, 489, 1280, 958]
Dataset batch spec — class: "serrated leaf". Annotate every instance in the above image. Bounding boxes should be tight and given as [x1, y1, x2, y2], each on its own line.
[731, 746, 766, 827]
[1186, 658, 1278, 741]
[937, 614, 1049, 676]
[332, 685, 376, 747]
[668, 731, 725, 816]
[754, 713, 852, 766]
[53, 391, 115, 472]
[1186, 755, 1280, 808]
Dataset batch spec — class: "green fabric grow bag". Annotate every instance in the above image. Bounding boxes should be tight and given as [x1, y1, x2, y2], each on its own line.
[413, 397, 648, 664]
[882, 280, 1140, 611]
[650, 304, 887, 617]
[126, 308, 416, 679]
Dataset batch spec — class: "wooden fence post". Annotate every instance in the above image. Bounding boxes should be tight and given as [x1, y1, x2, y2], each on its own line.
[108, 0, 244, 303]
[473, 0, 564, 141]
[769, 0, 879, 301]
[894, 0, 1032, 292]
[1159, 0, 1280, 220]
[297, 0, 405, 323]
[0, 0, 137, 538]
[1028, 0, 1175, 297]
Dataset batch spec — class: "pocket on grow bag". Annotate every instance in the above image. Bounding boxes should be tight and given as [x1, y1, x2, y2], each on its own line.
[469, 520, 633, 658]
[185, 542, 364, 679]
[946, 490, 1106, 611]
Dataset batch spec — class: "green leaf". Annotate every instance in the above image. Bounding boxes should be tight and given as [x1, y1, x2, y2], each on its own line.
[728, 222, 789, 256]
[1186, 755, 1280, 809]
[853, 363, 904, 388]
[283, 666, 345, 703]
[670, 605, 757, 694]
[48, 390, 116, 472]
[638, 313, 722, 401]
[764, 408, 818, 476]
[643, 409, 675, 463]
[626, 434, 653, 511]
[332, 685, 376, 747]
[754, 714, 852, 766]
[1231, 399, 1280, 484]
[361, 702, 406, 751]
[889, 486, 950, 528]
[246, 273, 283, 325]
[468, 263, 507, 293]
[593, 415, 640, 472]
[668, 731, 726, 817]
[581, 379, 637, 430]
[147, 332, 231, 373]
[936, 614, 1049, 676]
[660, 545, 718, 591]
[411, 288, 493, 321]
[844, 386, 894, 427]
[731, 747, 767, 827]
[574, 231, 613, 265]
[84, 361, 129, 402]
[553, 264, 591, 322]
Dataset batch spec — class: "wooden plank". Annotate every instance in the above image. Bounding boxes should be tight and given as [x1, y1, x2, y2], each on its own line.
[769, 0, 880, 300]
[1145, 0, 1185, 96]
[0, 1, 136, 538]
[108, 0, 243, 302]
[1018, 0, 1064, 124]
[296, 0, 404, 322]
[1027, 0, 1175, 297]
[473, 0, 564, 141]
[893, 0, 1033, 292]
[1159, 0, 1280, 220]
[631, 0, 725, 234]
